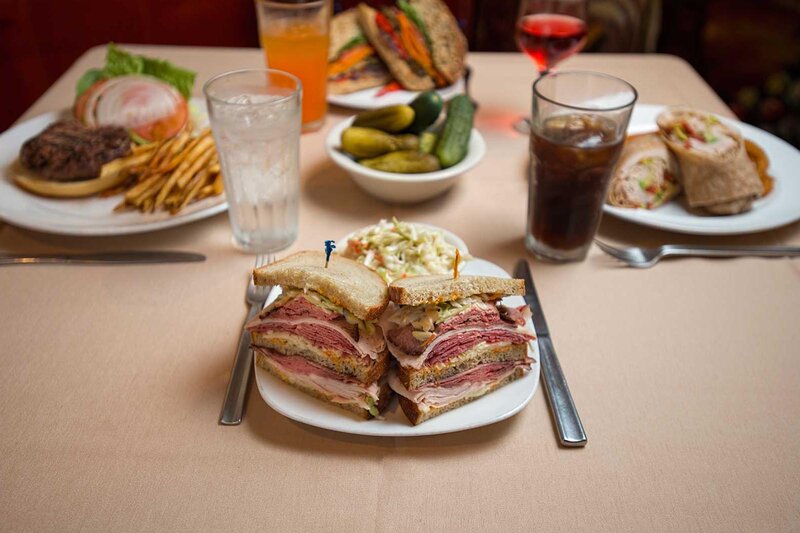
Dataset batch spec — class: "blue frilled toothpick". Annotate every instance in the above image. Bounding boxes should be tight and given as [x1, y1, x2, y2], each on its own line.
[324, 240, 336, 268]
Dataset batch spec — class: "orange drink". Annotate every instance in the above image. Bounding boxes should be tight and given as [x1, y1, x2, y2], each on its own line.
[256, 1, 331, 132]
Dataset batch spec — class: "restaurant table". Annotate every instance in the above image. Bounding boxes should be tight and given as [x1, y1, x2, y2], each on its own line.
[1, 46, 799, 532]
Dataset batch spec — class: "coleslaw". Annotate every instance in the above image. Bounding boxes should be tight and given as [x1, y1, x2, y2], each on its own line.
[342, 218, 469, 283]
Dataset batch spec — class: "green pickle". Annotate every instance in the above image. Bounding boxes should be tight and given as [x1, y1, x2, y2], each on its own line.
[419, 131, 438, 154]
[341, 127, 419, 158]
[353, 105, 415, 132]
[359, 151, 441, 173]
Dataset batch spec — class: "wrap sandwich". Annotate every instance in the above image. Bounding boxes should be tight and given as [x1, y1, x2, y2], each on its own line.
[607, 133, 680, 209]
[656, 108, 763, 215]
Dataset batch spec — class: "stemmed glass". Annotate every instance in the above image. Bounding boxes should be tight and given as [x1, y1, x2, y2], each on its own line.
[513, 0, 588, 132]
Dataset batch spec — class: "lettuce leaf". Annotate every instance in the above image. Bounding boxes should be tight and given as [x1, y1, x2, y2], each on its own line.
[76, 43, 196, 99]
[76, 68, 104, 97]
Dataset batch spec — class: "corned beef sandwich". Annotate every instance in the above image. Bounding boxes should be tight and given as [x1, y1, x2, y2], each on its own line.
[384, 275, 536, 425]
[246, 251, 393, 419]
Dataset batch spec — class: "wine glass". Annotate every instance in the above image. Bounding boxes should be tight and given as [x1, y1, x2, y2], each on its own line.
[513, 0, 588, 132]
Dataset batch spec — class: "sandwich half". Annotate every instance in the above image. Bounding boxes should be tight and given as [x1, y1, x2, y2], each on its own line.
[247, 251, 393, 419]
[328, 9, 392, 95]
[356, 0, 467, 91]
[383, 275, 535, 425]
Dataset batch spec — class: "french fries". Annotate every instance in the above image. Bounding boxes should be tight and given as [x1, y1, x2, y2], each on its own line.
[112, 128, 224, 215]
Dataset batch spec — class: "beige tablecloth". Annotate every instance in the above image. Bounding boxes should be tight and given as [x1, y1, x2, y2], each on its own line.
[1, 48, 798, 532]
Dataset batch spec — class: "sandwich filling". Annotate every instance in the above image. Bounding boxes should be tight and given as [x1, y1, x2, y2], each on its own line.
[374, 4, 447, 86]
[389, 359, 531, 412]
[383, 296, 535, 368]
[328, 36, 388, 85]
[666, 114, 737, 155]
[247, 288, 385, 360]
[256, 347, 381, 416]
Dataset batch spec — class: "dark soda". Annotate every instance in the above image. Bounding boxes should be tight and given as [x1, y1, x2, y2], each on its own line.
[528, 113, 623, 254]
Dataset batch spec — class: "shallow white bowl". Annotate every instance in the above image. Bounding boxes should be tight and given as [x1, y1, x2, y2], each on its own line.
[325, 117, 486, 203]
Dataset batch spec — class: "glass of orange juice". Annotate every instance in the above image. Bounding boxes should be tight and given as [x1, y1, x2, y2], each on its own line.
[256, 0, 331, 132]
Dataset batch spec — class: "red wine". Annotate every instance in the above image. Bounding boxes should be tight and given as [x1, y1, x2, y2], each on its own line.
[516, 14, 587, 72]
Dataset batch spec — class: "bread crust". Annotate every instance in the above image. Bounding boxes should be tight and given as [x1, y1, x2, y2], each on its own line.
[388, 275, 524, 305]
[410, 0, 467, 84]
[256, 351, 393, 419]
[356, 3, 434, 91]
[253, 251, 388, 321]
[397, 366, 526, 425]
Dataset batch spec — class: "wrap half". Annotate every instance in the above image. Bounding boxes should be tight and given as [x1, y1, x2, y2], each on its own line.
[656, 108, 763, 215]
[607, 133, 680, 209]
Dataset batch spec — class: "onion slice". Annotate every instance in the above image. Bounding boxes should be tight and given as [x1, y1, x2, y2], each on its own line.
[82, 75, 188, 141]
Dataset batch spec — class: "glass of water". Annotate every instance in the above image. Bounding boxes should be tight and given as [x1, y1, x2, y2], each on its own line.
[204, 68, 301, 252]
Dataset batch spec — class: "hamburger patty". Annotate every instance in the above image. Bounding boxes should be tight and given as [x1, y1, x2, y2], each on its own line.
[20, 120, 131, 181]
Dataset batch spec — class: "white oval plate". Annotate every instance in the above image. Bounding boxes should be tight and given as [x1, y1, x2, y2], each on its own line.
[0, 102, 227, 236]
[602, 104, 800, 235]
[328, 77, 465, 110]
[253, 254, 540, 437]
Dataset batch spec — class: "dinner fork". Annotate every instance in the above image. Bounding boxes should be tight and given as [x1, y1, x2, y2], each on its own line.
[219, 253, 274, 425]
[595, 239, 800, 268]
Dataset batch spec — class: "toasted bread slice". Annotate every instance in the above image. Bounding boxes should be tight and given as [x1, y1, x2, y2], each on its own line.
[329, 65, 391, 95]
[253, 251, 388, 321]
[397, 342, 529, 390]
[398, 366, 526, 425]
[389, 275, 524, 305]
[410, 0, 467, 84]
[251, 330, 390, 384]
[256, 351, 393, 419]
[328, 9, 391, 94]
[357, 3, 435, 91]
[329, 9, 362, 61]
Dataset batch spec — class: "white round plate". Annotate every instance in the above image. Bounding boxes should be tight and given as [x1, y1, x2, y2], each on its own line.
[602, 104, 800, 235]
[253, 256, 540, 437]
[0, 103, 227, 236]
[328, 77, 465, 110]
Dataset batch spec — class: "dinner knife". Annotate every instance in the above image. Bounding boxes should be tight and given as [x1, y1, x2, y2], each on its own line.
[514, 259, 587, 447]
[0, 251, 206, 265]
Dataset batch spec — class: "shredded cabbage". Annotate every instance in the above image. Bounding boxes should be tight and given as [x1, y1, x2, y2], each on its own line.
[343, 218, 468, 283]
[389, 296, 493, 335]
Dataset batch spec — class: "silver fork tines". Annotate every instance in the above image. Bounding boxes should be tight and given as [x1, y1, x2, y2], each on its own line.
[595, 240, 800, 268]
[219, 253, 274, 425]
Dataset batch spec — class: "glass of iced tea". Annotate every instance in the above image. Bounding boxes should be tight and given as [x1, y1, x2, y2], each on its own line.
[256, 0, 330, 132]
[527, 71, 637, 262]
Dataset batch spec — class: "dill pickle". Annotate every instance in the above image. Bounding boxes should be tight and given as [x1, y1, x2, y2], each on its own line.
[341, 127, 419, 158]
[353, 105, 415, 132]
[419, 131, 438, 154]
[359, 151, 441, 173]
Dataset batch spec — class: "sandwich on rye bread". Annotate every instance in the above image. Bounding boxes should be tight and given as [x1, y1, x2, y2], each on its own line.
[357, 0, 468, 91]
[383, 275, 536, 425]
[246, 251, 393, 419]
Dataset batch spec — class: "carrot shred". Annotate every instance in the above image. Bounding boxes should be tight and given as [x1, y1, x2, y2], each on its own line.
[376, 81, 402, 96]
[395, 12, 447, 86]
[328, 44, 374, 77]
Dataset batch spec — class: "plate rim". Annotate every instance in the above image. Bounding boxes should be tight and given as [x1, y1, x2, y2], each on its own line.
[602, 103, 800, 235]
[327, 77, 465, 110]
[253, 252, 540, 437]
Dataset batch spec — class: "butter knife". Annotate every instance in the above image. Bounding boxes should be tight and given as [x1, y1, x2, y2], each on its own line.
[514, 259, 587, 447]
[0, 251, 205, 265]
